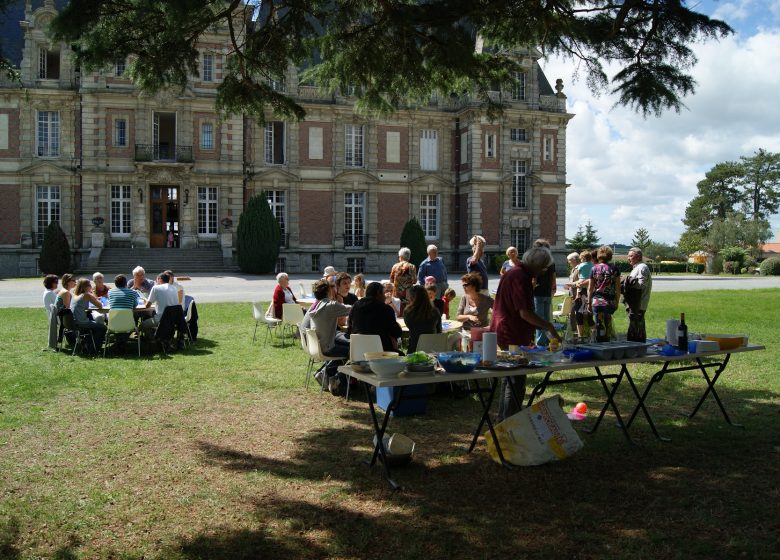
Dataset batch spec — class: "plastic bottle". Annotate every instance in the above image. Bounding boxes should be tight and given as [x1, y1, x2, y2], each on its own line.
[677, 313, 688, 352]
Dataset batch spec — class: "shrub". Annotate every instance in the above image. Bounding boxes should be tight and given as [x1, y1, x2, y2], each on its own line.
[719, 246, 747, 267]
[759, 257, 780, 276]
[38, 221, 71, 275]
[723, 261, 740, 274]
[236, 194, 280, 274]
[711, 255, 723, 275]
[399, 218, 428, 267]
[494, 254, 508, 271]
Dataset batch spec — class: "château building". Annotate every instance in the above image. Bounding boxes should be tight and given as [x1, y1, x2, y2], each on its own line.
[0, 0, 572, 277]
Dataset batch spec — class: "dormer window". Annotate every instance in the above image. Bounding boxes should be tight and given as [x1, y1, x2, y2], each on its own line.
[39, 47, 60, 80]
[115, 58, 126, 77]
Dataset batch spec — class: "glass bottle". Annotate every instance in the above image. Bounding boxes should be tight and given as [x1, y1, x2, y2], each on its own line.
[677, 313, 688, 352]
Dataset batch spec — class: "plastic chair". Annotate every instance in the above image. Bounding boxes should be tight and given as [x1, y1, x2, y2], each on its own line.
[553, 295, 574, 321]
[183, 298, 196, 346]
[416, 333, 448, 352]
[104, 308, 141, 357]
[298, 282, 307, 298]
[60, 310, 97, 356]
[304, 328, 344, 394]
[347, 334, 383, 400]
[252, 302, 280, 346]
[281, 303, 305, 347]
[300, 327, 314, 387]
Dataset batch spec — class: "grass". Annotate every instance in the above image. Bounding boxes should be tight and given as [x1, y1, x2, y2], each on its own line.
[0, 291, 778, 559]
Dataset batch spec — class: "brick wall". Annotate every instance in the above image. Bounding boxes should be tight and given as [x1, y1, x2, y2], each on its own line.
[480, 125, 500, 169]
[0, 109, 20, 158]
[480, 191, 500, 244]
[377, 125, 408, 169]
[299, 121, 333, 167]
[0, 185, 20, 244]
[377, 192, 408, 244]
[299, 190, 333, 243]
[193, 112, 220, 160]
[105, 109, 134, 157]
[540, 193, 558, 244]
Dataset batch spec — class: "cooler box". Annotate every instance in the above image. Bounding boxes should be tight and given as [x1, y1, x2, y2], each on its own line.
[376, 385, 429, 417]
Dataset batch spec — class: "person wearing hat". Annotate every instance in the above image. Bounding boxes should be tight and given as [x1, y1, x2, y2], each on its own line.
[322, 266, 337, 283]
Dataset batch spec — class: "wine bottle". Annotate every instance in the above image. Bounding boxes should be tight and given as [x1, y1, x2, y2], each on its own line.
[677, 313, 688, 352]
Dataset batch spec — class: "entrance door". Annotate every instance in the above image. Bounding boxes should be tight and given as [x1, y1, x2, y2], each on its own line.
[150, 185, 179, 248]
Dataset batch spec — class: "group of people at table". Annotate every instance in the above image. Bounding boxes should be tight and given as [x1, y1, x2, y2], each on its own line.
[42, 266, 188, 353]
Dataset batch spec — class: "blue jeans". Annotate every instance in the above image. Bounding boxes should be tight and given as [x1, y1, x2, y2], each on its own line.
[534, 296, 552, 346]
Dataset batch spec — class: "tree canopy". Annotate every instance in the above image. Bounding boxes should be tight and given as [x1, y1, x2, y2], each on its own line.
[630, 227, 653, 252]
[45, 0, 733, 119]
[566, 221, 600, 253]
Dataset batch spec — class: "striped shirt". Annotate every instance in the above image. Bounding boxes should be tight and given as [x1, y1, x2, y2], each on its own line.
[108, 287, 138, 309]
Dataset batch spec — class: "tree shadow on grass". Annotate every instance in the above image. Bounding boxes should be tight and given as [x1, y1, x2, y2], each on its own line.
[176, 377, 780, 560]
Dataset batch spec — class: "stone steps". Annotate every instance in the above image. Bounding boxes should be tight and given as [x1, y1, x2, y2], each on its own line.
[86, 248, 236, 274]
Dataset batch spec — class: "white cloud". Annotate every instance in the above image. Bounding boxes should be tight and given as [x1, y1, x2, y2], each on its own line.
[545, 23, 780, 244]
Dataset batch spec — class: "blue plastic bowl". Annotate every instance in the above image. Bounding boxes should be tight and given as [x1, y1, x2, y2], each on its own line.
[437, 352, 481, 373]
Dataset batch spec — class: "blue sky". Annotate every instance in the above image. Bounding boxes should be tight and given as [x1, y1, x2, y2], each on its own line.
[541, 0, 780, 245]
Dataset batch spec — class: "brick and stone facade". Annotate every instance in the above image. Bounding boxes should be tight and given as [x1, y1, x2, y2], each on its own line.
[0, 0, 572, 277]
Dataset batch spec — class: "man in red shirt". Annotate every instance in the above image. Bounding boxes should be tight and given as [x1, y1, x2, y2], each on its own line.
[491, 246, 561, 421]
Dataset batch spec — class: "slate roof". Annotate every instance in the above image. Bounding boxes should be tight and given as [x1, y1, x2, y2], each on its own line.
[0, 0, 69, 68]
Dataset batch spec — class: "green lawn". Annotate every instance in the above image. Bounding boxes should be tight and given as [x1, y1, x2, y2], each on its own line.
[0, 290, 778, 559]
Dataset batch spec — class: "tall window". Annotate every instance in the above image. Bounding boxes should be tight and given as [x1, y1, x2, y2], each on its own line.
[114, 119, 127, 147]
[510, 228, 529, 253]
[110, 185, 132, 235]
[37, 111, 60, 157]
[264, 122, 285, 164]
[198, 187, 218, 235]
[420, 129, 438, 171]
[201, 122, 214, 150]
[510, 71, 526, 101]
[266, 190, 286, 238]
[510, 128, 527, 142]
[544, 136, 554, 162]
[344, 192, 365, 247]
[115, 58, 126, 77]
[36, 186, 60, 245]
[347, 257, 365, 273]
[459, 128, 469, 166]
[512, 160, 527, 209]
[485, 132, 496, 159]
[202, 54, 214, 82]
[420, 194, 439, 240]
[311, 254, 320, 273]
[38, 48, 60, 79]
[345, 124, 364, 167]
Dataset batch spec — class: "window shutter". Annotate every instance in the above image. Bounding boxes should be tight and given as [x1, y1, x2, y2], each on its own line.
[386, 131, 400, 163]
[0, 114, 8, 150]
[308, 126, 323, 159]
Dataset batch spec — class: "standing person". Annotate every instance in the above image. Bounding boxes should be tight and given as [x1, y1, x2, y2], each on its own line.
[563, 252, 581, 335]
[441, 288, 456, 319]
[128, 266, 154, 296]
[70, 278, 107, 351]
[573, 250, 595, 338]
[403, 285, 442, 353]
[92, 272, 109, 298]
[272, 272, 297, 319]
[491, 247, 561, 421]
[417, 244, 448, 298]
[389, 247, 417, 313]
[500, 246, 521, 276]
[532, 239, 557, 347]
[43, 274, 59, 350]
[466, 235, 489, 293]
[54, 273, 77, 347]
[623, 247, 652, 342]
[587, 245, 621, 340]
[348, 282, 403, 352]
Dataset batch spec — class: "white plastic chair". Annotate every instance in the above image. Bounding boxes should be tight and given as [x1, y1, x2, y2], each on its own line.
[281, 303, 305, 347]
[298, 282, 307, 298]
[252, 302, 280, 346]
[183, 297, 195, 346]
[348, 334, 383, 400]
[305, 328, 344, 394]
[104, 308, 140, 357]
[300, 327, 315, 387]
[553, 295, 574, 321]
[416, 333, 448, 352]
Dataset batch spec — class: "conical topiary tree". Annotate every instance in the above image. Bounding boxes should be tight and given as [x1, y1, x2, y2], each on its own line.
[236, 193, 281, 274]
[38, 221, 71, 275]
[400, 217, 428, 267]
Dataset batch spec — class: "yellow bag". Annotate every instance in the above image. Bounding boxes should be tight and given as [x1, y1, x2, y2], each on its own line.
[484, 395, 584, 466]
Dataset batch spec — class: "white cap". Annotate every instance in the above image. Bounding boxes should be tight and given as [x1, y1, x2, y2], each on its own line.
[323, 266, 336, 276]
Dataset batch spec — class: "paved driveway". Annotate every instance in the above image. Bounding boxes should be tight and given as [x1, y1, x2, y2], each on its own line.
[2, 273, 779, 308]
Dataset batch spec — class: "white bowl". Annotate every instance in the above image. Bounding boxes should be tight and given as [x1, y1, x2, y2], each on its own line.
[369, 357, 406, 378]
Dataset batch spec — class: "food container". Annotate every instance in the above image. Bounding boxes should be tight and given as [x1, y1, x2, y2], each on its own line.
[406, 363, 435, 373]
[702, 334, 748, 350]
[437, 352, 481, 373]
[350, 360, 373, 373]
[369, 357, 407, 378]
[364, 351, 399, 361]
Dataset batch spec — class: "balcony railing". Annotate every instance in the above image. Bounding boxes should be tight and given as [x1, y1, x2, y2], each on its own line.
[344, 233, 367, 249]
[134, 144, 194, 163]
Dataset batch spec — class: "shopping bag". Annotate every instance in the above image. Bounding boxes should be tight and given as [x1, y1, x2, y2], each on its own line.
[484, 395, 584, 466]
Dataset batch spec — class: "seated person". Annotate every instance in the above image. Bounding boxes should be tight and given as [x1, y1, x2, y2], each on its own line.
[141, 272, 182, 337]
[403, 285, 442, 353]
[348, 282, 402, 352]
[425, 283, 445, 316]
[55, 273, 76, 347]
[164, 269, 185, 305]
[92, 271, 109, 298]
[457, 272, 493, 330]
[70, 278, 107, 351]
[272, 272, 297, 319]
[306, 279, 351, 392]
[336, 272, 358, 306]
[441, 287, 456, 319]
[108, 274, 138, 309]
[383, 281, 401, 317]
[43, 274, 59, 350]
[128, 266, 154, 296]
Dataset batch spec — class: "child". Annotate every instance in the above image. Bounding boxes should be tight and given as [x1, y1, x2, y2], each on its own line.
[441, 287, 456, 319]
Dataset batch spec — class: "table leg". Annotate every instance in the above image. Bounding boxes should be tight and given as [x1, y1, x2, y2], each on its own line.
[689, 356, 743, 428]
[619, 364, 670, 442]
[362, 382, 402, 492]
[526, 371, 555, 408]
[467, 378, 512, 468]
[583, 365, 634, 443]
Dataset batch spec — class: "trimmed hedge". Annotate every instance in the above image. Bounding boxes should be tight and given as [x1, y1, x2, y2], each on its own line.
[759, 257, 780, 276]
